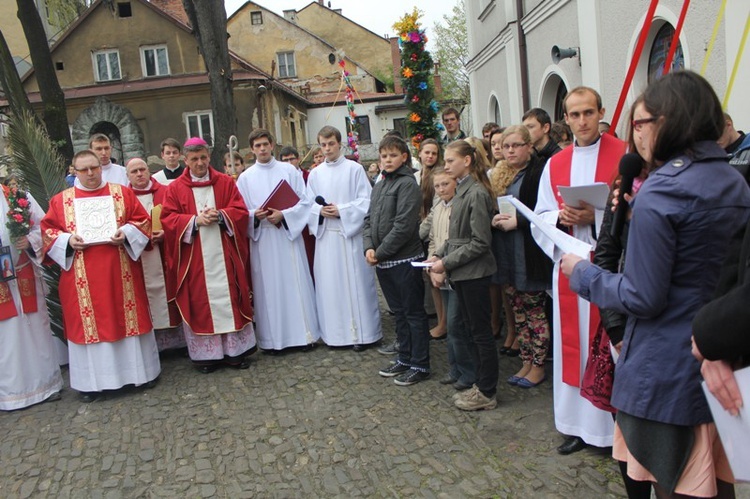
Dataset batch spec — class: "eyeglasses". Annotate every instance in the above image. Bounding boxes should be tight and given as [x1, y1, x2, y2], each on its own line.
[74, 165, 102, 173]
[502, 142, 529, 150]
[632, 117, 658, 131]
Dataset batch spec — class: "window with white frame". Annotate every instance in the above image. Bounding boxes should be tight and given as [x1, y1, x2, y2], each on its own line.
[277, 52, 296, 78]
[93, 49, 121, 82]
[184, 111, 214, 146]
[141, 45, 170, 77]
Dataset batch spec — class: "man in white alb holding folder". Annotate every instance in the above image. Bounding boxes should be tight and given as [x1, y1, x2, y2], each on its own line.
[532, 87, 626, 455]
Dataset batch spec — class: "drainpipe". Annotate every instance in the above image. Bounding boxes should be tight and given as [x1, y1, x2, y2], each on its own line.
[516, 0, 530, 112]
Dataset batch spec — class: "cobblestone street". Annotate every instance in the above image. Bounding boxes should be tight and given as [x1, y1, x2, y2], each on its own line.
[2, 308, 749, 498]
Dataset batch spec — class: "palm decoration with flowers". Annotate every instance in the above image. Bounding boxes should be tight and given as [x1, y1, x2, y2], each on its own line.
[3, 185, 33, 240]
[393, 8, 440, 149]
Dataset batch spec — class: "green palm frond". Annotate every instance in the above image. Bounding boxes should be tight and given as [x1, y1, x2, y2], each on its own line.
[7, 109, 67, 212]
[7, 109, 67, 341]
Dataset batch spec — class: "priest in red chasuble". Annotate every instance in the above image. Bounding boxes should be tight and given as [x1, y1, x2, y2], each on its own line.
[161, 138, 255, 373]
[126, 158, 185, 352]
[42, 150, 160, 402]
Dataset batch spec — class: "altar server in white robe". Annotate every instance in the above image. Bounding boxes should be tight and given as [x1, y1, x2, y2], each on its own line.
[532, 87, 624, 454]
[237, 129, 321, 351]
[306, 126, 382, 350]
[0, 187, 63, 410]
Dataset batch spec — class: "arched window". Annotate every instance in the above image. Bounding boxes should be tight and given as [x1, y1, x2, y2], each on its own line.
[489, 95, 502, 125]
[648, 23, 684, 83]
[554, 79, 567, 121]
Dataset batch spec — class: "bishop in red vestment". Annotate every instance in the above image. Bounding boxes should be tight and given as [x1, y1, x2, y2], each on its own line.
[126, 158, 185, 352]
[42, 150, 160, 402]
[161, 138, 255, 373]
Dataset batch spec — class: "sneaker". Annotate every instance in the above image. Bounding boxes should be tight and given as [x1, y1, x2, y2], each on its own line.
[377, 340, 399, 355]
[453, 384, 479, 401]
[378, 362, 410, 377]
[394, 369, 430, 386]
[454, 385, 497, 411]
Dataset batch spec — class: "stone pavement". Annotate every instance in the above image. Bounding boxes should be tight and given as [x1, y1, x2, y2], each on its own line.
[2, 311, 749, 498]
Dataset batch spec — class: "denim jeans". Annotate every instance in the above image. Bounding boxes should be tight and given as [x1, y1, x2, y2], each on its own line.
[453, 276, 498, 397]
[376, 262, 430, 371]
[441, 289, 477, 385]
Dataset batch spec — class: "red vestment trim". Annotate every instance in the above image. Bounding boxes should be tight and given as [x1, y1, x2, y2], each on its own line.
[549, 134, 625, 387]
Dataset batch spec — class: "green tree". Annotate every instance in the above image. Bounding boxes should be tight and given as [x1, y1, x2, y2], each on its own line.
[432, 0, 470, 103]
[45, 0, 91, 32]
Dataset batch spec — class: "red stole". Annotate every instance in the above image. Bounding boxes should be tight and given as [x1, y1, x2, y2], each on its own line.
[0, 253, 38, 320]
[549, 134, 625, 386]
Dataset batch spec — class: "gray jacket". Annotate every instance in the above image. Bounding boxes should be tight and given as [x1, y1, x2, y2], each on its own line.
[364, 164, 423, 262]
[436, 176, 496, 281]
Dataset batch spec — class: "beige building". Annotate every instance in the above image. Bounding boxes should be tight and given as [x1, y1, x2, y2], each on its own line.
[10, 0, 308, 164]
[292, 1, 393, 84]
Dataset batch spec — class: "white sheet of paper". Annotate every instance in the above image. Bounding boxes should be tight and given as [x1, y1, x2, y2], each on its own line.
[411, 261, 434, 268]
[702, 365, 750, 482]
[557, 183, 611, 210]
[502, 195, 592, 258]
[497, 197, 516, 217]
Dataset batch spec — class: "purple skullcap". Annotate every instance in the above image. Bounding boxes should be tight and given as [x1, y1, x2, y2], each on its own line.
[184, 137, 209, 148]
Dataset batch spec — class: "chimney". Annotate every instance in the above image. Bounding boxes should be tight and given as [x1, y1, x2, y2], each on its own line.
[389, 37, 403, 94]
[150, 0, 189, 25]
[283, 9, 297, 22]
[318, 0, 324, 4]
[433, 61, 443, 97]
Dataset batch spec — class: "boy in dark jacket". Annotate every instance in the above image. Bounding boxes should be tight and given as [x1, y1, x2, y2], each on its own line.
[364, 136, 430, 385]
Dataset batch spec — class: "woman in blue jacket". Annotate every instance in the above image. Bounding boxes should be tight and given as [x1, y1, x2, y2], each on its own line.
[561, 71, 750, 498]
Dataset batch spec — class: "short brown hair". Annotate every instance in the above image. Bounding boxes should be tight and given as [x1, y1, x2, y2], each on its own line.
[73, 149, 101, 166]
[563, 86, 603, 114]
[160, 138, 181, 153]
[442, 107, 460, 121]
[88, 133, 110, 148]
[317, 126, 341, 143]
[248, 129, 275, 148]
[224, 151, 243, 164]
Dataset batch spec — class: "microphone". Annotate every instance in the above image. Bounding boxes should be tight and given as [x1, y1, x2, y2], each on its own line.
[315, 195, 331, 206]
[610, 153, 643, 239]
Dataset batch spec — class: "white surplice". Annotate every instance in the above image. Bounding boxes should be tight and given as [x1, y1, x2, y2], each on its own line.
[0, 193, 63, 410]
[236, 159, 321, 350]
[532, 141, 614, 448]
[306, 156, 382, 347]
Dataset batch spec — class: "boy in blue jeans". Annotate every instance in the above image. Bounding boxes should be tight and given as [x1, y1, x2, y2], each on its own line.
[364, 135, 430, 385]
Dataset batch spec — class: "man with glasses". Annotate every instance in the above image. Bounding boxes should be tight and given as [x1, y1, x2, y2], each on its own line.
[532, 87, 626, 456]
[41, 150, 160, 403]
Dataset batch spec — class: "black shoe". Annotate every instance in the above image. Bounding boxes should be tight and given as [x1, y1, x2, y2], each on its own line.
[144, 378, 159, 389]
[196, 364, 220, 374]
[301, 343, 317, 352]
[352, 342, 375, 352]
[393, 369, 430, 386]
[225, 359, 251, 369]
[499, 346, 510, 354]
[377, 340, 399, 355]
[79, 391, 100, 403]
[438, 374, 457, 385]
[557, 436, 587, 455]
[378, 362, 410, 377]
[453, 380, 472, 391]
[505, 348, 521, 357]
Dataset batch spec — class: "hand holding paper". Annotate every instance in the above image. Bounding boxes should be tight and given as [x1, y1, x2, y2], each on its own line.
[501, 195, 592, 259]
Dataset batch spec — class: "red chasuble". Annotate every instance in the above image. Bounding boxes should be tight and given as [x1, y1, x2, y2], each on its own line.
[41, 183, 153, 345]
[549, 133, 625, 387]
[131, 179, 181, 328]
[161, 167, 253, 334]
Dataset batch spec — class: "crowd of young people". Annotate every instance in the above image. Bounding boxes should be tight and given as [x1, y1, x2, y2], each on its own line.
[2, 68, 748, 498]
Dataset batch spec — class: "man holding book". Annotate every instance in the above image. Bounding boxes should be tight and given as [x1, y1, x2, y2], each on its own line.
[161, 138, 255, 373]
[236, 129, 320, 353]
[41, 150, 159, 402]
